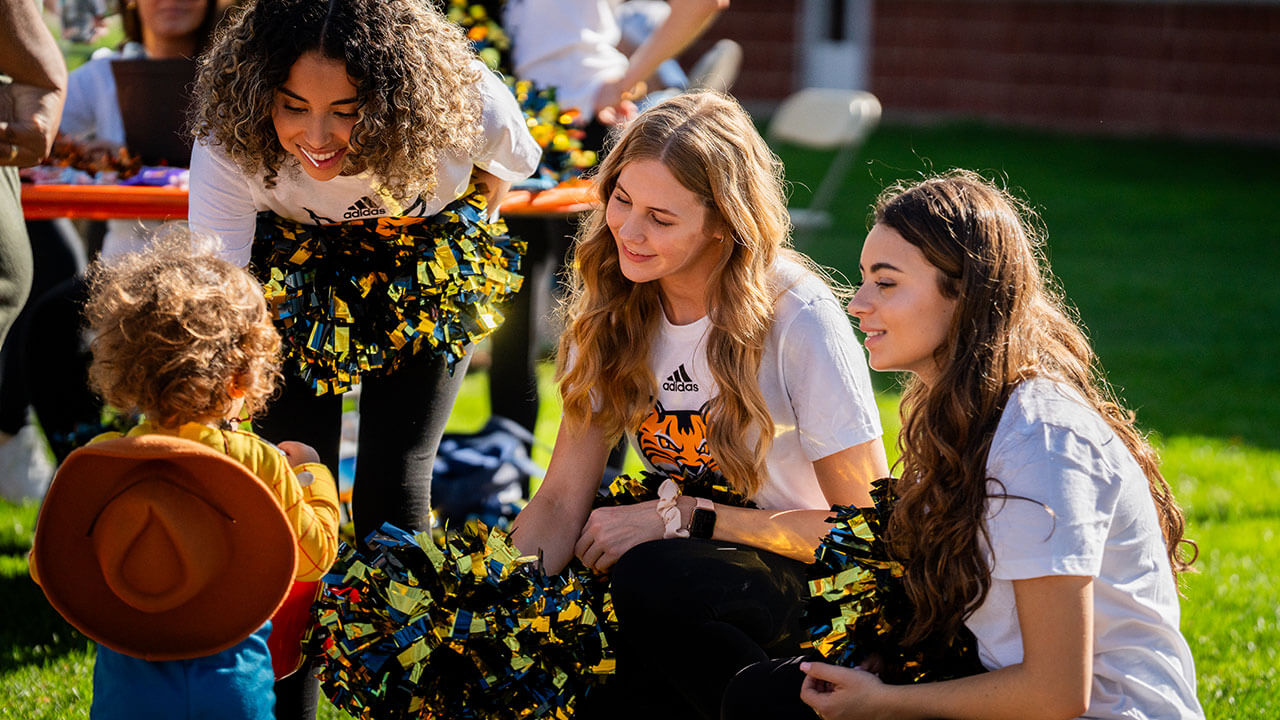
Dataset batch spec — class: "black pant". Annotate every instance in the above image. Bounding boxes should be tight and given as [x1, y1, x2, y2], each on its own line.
[721, 656, 818, 720]
[254, 345, 472, 720]
[0, 167, 33, 349]
[579, 538, 813, 720]
[487, 215, 573, 437]
[0, 219, 87, 438]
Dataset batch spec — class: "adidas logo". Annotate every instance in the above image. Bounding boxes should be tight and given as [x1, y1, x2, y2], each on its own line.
[662, 364, 699, 392]
[343, 195, 387, 219]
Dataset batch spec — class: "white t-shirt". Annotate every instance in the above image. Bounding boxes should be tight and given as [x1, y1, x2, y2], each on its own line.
[968, 378, 1203, 719]
[60, 46, 164, 262]
[504, 0, 629, 118]
[189, 61, 540, 267]
[631, 259, 882, 510]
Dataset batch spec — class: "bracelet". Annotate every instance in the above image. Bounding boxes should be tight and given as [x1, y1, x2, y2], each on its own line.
[656, 478, 689, 539]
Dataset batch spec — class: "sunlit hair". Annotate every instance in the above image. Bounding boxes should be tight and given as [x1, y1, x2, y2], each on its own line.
[120, 0, 225, 57]
[558, 91, 830, 498]
[875, 170, 1196, 648]
[190, 0, 481, 201]
[85, 227, 281, 428]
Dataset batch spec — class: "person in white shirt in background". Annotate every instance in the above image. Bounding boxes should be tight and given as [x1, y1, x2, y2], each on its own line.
[489, 0, 728, 463]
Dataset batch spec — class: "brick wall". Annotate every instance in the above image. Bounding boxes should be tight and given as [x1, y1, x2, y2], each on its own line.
[868, 1, 1280, 141]
[677, 0, 800, 103]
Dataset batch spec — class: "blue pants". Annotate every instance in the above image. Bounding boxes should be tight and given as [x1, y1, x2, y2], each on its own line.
[91, 623, 275, 719]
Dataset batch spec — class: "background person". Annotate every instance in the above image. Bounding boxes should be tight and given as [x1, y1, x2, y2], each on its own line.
[0, 0, 67, 493]
[490, 0, 728, 462]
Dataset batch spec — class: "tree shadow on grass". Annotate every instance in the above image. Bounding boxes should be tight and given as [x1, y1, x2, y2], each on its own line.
[0, 565, 93, 673]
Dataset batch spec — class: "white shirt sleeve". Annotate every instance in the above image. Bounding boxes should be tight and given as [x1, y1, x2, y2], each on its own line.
[59, 64, 98, 140]
[776, 295, 882, 461]
[471, 63, 541, 181]
[984, 411, 1121, 580]
[188, 141, 258, 267]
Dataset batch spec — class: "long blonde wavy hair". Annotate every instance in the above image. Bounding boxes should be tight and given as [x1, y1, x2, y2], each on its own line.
[558, 91, 808, 498]
[190, 0, 481, 202]
[877, 171, 1196, 648]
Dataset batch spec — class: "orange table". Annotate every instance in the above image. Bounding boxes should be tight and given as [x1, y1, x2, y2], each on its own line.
[20, 181, 596, 220]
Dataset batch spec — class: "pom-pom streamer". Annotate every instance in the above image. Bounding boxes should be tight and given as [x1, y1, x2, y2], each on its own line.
[804, 477, 985, 684]
[252, 189, 523, 395]
[308, 521, 613, 719]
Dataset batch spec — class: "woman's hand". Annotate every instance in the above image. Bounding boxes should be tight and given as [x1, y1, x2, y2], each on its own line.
[800, 661, 894, 720]
[574, 500, 670, 572]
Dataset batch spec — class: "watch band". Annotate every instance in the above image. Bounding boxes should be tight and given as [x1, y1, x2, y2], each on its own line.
[688, 497, 716, 539]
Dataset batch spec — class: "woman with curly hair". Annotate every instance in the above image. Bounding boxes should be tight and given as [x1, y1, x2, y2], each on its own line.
[728, 171, 1203, 720]
[508, 91, 888, 719]
[36, 228, 339, 719]
[188, 0, 538, 551]
[188, 3, 537, 714]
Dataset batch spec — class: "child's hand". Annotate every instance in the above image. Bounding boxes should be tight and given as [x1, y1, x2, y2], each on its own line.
[278, 441, 320, 467]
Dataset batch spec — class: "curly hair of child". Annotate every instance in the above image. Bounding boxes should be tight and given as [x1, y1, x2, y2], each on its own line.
[84, 228, 282, 428]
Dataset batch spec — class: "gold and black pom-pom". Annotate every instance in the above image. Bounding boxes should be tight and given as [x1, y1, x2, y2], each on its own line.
[252, 189, 523, 395]
[804, 477, 985, 684]
[308, 521, 613, 719]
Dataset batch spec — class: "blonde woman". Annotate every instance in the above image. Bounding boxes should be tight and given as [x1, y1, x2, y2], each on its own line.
[511, 91, 888, 719]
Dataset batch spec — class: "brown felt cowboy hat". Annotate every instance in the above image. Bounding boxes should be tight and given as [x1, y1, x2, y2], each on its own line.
[32, 434, 296, 661]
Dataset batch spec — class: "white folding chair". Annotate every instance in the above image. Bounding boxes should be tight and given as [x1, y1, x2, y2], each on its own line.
[767, 88, 882, 234]
[688, 39, 744, 94]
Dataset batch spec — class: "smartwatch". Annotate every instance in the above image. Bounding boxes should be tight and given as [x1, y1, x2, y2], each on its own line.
[688, 497, 716, 539]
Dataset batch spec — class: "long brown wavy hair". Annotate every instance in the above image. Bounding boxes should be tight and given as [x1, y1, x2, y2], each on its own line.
[878, 170, 1196, 648]
[85, 227, 281, 428]
[190, 0, 481, 201]
[558, 91, 820, 498]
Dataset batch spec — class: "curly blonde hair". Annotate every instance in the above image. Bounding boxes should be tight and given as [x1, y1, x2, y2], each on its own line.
[558, 91, 832, 499]
[85, 227, 281, 428]
[190, 0, 482, 202]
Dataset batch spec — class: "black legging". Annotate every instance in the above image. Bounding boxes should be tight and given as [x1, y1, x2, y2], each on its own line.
[253, 345, 472, 720]
[578, 538, 813, 720]
[720, 656, 818, 720]
[487, 214, 572, 437]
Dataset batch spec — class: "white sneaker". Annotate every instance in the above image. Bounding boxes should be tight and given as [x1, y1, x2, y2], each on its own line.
[0, 425, 55, 503]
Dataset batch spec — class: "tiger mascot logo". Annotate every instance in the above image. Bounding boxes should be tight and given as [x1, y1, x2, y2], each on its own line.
[636, 401, 718, 474]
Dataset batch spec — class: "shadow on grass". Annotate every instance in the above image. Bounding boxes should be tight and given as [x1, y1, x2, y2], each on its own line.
[0, 565, 93, 673]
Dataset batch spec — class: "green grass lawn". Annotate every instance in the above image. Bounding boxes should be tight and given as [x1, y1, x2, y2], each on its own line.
[3, 120, 1278, 717]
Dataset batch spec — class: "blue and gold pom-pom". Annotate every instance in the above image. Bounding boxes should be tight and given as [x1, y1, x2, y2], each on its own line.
[804, 477, 984, 684]
[252, 188, 523, 395]
[308, 521, 613, 719]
